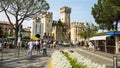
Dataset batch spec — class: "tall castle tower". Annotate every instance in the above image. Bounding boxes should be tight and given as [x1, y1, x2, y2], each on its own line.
[60, 6, 71, 40]
[41, 12, 53, 38]
[31, 17, 41, 37]
[60, 6, 71, 29]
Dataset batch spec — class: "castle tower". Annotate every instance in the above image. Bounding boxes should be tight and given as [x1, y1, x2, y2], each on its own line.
[41, 12, 53, 39]
[60, 6, 71, 29]
[31, 17, 41, 37]
[70, 22, 84, 41]
[60, 6, 71, 40]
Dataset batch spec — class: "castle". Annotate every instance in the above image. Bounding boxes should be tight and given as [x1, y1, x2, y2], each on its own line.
[31, 6, 84, 41]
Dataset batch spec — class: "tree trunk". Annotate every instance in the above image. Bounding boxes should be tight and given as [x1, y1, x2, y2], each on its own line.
[15, 27, 18, 48]
[115, 21, 118, 31]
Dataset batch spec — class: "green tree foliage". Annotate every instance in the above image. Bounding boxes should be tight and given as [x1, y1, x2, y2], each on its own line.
[108, 0, 120, 30]
[92, 0, 120, 31]
[0, 0, 49, 46]
[79, 22, 98, 39]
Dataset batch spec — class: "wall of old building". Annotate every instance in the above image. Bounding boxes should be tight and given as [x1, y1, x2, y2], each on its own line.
[70, 22, 84, 41]
[0, 21, 14, 35]
[31, 17, 41, 37]
[41, 12, 53, 38]
[31, 6, 84, 41]
[60, 6, 71, 41]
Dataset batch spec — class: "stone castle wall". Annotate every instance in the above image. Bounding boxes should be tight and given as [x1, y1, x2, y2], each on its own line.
[41, 12, 53, 18]
[31, 6, 84, 41]
[71, 22, 84, 41]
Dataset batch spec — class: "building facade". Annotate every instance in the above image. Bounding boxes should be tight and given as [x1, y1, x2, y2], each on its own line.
[31, 17, 41, 37]
[0, 21, 14, 36]
[31, 6, 84, 41]
[70, 22, 84, 41]
[60, 6, 71, 41]
[31, 12, 53, 39]
[41, 12, 53, 39]
[52, 20, 63, 40]
[22, 27, 31, 38]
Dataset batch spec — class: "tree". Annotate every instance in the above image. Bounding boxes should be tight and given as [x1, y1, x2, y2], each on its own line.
[92, 0, 114, 31]
[79, 22, 98, 39]
[108, 0, 120, 30]
[92, 0, 120, 31]
[0, 0, 49, 46]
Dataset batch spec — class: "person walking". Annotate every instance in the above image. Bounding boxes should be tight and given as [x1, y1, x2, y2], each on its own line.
[35, 40, 40, 54]
[42, 41, 47, 56]
[88, 41, 95, 52]
[27, 39, 34, 58]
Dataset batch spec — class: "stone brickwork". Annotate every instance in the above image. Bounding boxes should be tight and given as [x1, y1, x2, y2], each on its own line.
[31, 17, 41, 37]
[59, 6, 71, 41]
[41, 12, 53, 18]
[31, 6, 84, 41]
[71, 22, 84, 41]
[60, 6, 71, 13]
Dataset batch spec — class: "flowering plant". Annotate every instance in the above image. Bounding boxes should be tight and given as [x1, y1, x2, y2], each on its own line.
[63, 51, 87, 68]
[66, 50, 106, 68]
[50, 50, 106, 68]
[51, 51, 72, 68]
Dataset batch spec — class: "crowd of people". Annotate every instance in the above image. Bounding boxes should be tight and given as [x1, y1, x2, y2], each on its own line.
[25, 39, 49, 58]
[0, 37, 99, 58]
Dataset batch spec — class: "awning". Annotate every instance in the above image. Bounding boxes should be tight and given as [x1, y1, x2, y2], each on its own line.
[7, 36, 15, 40]
[31, 36, 40, 40]
[89, 35, 111, 40]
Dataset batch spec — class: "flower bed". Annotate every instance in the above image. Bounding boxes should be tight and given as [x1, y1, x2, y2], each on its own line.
[50, 50, 106, 68]
[64, 50, 106, 68]
[63, 52, 87, 68]
[51, 51, 72, 68]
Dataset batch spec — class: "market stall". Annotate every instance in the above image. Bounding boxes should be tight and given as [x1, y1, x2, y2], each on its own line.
[90, 31, 120, 54]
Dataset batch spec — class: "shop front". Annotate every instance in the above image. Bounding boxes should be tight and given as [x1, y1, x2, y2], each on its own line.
[89, 31, 120, 54]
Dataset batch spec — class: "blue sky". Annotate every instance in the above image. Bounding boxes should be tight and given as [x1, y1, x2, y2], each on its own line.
[0, 0, 98, 28]
[47, 0, 97, 23]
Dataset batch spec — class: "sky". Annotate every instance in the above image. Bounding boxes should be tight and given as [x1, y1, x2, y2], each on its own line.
[47, 0, 97, 23]
[0, 0, 98, 28]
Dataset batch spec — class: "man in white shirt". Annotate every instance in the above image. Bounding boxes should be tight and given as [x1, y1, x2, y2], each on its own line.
[27, 40, 34, 58]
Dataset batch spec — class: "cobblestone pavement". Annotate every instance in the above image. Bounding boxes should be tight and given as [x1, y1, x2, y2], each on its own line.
[0, 47, 120, 68]
[0, 48, 55, 68]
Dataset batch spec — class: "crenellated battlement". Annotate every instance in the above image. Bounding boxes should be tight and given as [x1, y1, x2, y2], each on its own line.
[70, 22, 84, 28]
[60, 6, 71, 13]
[33, 17, 41, 23]
[31, 6, 84, 41]
[41, 12, 53, 18]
